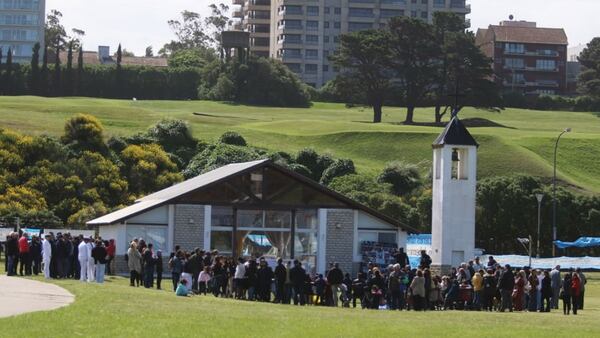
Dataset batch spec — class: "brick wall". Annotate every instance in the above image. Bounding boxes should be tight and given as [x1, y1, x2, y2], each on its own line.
[174, 204, 205, 252]
[325, 209, 355, 276]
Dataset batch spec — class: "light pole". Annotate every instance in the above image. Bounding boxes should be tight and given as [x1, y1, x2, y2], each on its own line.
[536, 193, 543, 258]
[552, 128, 571, 257]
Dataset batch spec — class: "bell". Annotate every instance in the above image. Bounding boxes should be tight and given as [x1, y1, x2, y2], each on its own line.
[452, 149, 460, 162]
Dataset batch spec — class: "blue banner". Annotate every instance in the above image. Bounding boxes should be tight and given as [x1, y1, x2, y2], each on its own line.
[407, 234, 432, 269]
[554, 237, 600, 249]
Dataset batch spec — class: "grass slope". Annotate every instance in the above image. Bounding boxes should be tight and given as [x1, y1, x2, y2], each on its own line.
[0, 272, 599, 337]
[1, 96, 600, 191]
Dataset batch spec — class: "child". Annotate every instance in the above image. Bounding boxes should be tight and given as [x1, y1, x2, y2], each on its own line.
[314, 274, 325, 305]
[176, 279, 189, 297]
[198, 266, 211, 295]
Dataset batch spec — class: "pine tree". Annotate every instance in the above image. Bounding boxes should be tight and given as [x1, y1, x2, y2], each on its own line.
[75, 46, 83, 96]
[115, 43, 123, 98]
[53, 45, 61, 96]
[30, 43, 41, 94]
[40, 45, 49, 96]
[0, 48, 3, 95]
[65, 42, 74, 95]
[5, 48, 13, 95]
[116, 43, 122, 68]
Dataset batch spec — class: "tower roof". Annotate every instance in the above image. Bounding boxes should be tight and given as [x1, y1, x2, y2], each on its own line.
[433, 117, 478, 148]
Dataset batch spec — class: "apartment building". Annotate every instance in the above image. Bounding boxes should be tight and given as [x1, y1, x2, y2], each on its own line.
[0, 0, 45, 63]
[476, 20, 568, 95]
[232, 0, 471, 87]
[233, 0, 272, 58]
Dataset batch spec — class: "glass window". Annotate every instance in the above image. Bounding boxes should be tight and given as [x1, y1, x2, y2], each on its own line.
[307, 6, 319, 16]
[348, 8, 373, 18]
[211, 230, 233, 254]
[306, 35, 319, 44]
[324, 21, 329, 28]
[380, 9, 404, 18]
[536, 59, 556, 70]
[285, 63, 302, 73]
[334, 21, 341, 29]
[433, 0, 446, 7]
[305, 49, 318, 59]
[334, 7, 341, 15]
[306, 20, 319, 30]
[212, 206, 234, 227]
[237, 230, 291, 259]
[295, 232, 317, 273]
[265, 210, 292, 228]
[126, 225, 168, 253]
[237, 209, 264, 228]
[505, 43, 524, 54]
[421, 11, 428, 19]
[324, 7, 330, 14]
[296, 209, 318, 230]
[348, 22, 372, 32]
[505, 58, 524, 69]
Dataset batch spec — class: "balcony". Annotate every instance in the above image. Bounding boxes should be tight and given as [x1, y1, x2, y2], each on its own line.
[233, 0, 243, 4]
[504, 50, 560, 57]
[233, 10, 244, 18]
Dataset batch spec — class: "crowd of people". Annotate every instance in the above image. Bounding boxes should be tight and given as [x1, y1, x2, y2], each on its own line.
[3, 233, 590, 315]
[3, 230, 116, 284]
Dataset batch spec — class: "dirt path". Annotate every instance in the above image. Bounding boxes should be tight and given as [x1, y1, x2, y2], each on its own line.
[0, 275, 74, 318]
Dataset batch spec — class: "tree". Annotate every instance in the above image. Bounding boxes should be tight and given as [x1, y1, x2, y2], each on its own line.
[40, 45, 49, 96]
[29, 43, 41, 94]
[387, 17, 440, 124]
[116, 43, 123, 68]
[52, 45, 61, 96]
[377, 161, 421, 196]
[44, 10, 85, 55]
[64, 42, 74, 95]
[320, 158, 356, 185]
[204, 3, 232, 48]
[161, 10, 210, 55]
[75, 47, 83, 95]
[578, 37, 600, 97]
[0, 48, 3, 94]
[120, 143, 183, 195]
[219, 131, 247, 146]
[145, 46, 154, 57]
[168, 48, 216, 68]
[329, 29, 394, 123]
[4, 48, 12, 95]
[61, 114, 107, 154]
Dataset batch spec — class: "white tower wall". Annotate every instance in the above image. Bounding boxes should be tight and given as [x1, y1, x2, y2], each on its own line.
[431, 145, 477, 272]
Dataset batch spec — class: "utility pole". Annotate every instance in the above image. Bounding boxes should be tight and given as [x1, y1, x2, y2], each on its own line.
[536, 194, 543, 258]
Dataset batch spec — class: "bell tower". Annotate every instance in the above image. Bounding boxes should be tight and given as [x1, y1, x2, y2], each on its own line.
[431, 116, 478, 274]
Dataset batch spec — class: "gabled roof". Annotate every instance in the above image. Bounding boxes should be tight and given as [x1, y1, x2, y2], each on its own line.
[433, 116, 478, 148]
[87, 159, 419, 233]
[486, 25, 568, 45]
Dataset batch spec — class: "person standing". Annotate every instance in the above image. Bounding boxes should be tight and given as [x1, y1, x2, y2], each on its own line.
[5, 233, 18, 276]
[30, 235, 42, 276]
[550, 265, 562, 309]
[128, 242, 142, 287]
[156, 250, 163, 290]
[410, 270, 426, 311]
[562, 273, 572, 315]
[91, 240, 107, 283]
[326, 262, 344, 307]
[169, 251, 183, 291]
[419, 250, 432, 269]
[290, 260, 306, 305]
[106, 239, 116, 275]
[257, 258, 274, 302]
[571, 272, 581, 315]
[575, 268, 586, 310]
[274, 258, 286, 303]
[394, 248, 409, 268]
[143, 243, 156, 288]
[497, 264, 515, 312]
[77, 237, 89, 282]
[18, 232, 31, 276]
[541, 270, 552, 312]
[42, 234, 53, 279]
[234, 257, 247, 299]
[86, 237, 95, 283]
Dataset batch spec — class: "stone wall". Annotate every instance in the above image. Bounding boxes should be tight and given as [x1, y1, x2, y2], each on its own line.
[325, 209, 355, 276]
[174, 204, 205, 252]
[112, 254, 170, 277]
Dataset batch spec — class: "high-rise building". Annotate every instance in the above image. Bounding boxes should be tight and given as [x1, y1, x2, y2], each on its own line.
[232, 0, 471, 87]
[233, 0, 272, 58]
[0, 0, 46, 64]
[476, 20, 568, 96]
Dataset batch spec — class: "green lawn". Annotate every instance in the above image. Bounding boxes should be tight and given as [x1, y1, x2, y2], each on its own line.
[1, 270, 599, 337]
[1, 96, 600, 192]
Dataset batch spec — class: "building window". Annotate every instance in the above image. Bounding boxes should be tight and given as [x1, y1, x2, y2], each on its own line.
[305, 35, 319, 45]
[324, 36, 329, 43]
[305, 49, 318, 59]
[307, 6, 319, 16]
[505, 58, 524, 69]
[281, 5, 302, 15]
[421, 11, 428, 19]
[211, 230, 233, 254]
[348, 8, 373, 18]
[433, 0, 445, 7]
[280, 19, 302, 29]
[381, 0, 406, 4]
[280, 48, 302, 58]
[285, 63, 302, 73]
[334, 7, 341, 15]
[348, 22, 372, 32]
[536, 59, 556, 70]
[324, 21, 330, 28]
[126, 225, 168, 253]
[411, 10, 417, 18]
[333, 35, 340, 43]
[306, 20, 319, 31]
[279, 34, 302, 44]
[334, 21, 341, 29]
[324, 7, 330, 14]
[305, 64, 318, 74]
[380, 9, 404, 18]
[323, 64, 329, 72]
[505, 43, 525, 54]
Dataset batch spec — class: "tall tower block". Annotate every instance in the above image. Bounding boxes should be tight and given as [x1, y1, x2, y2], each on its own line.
[431, 117, 478, 274]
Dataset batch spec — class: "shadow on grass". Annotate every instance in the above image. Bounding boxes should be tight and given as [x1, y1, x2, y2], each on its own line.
[388, 118, 517, 129]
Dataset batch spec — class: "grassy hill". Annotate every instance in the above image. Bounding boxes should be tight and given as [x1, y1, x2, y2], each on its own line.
[1, 95, 600, 192]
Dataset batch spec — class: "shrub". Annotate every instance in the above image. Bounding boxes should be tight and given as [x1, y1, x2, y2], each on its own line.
[219, 131, 247, 146]
[377, 161, 421, 196]
[320, 158, 356, 185]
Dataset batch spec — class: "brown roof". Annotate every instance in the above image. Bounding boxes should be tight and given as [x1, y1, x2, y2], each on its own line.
[487, 25, 568, 45]
[120, 56, 168, 67]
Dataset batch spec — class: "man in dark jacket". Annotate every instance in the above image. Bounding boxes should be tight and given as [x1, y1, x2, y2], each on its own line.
[327, 262, 344, 307]
[497, 264, 515, 312]
[188, 248, 203, 292]
[143, 243, 156, 288]
[274, 258, 287, 303]
[30, 236, 42, 275]
[5, 233, 19, 276]
[419, 250, 432, 269]
[55, 235, 69, 278]
[257, 258, 274, 302]
[289, 260, 306, 305]
[394, 248, 410, 268]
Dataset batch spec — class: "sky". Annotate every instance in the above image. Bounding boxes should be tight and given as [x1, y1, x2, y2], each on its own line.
[46, 0, 599, 56]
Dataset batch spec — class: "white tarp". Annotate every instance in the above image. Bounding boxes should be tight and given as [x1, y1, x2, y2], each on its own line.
[483, 254, 600, 270]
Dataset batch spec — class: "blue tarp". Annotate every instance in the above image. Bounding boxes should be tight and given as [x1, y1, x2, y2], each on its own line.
[554, 237, 600, 249]
[482, 254, 600, 270]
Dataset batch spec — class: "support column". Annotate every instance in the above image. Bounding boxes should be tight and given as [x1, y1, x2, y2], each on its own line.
[317, 209, 327, 275]
[204, 205, 212, 251]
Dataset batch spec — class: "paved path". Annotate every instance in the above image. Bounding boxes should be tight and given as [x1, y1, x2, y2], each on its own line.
[0, 275, 74, 318]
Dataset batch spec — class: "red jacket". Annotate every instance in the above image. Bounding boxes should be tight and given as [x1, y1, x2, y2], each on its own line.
[571, 275, 581, 297]
[18, 236, 30, 253]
